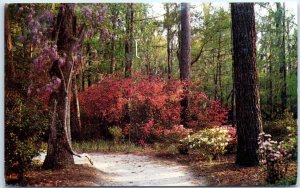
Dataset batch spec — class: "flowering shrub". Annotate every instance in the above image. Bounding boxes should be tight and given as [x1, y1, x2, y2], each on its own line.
[258, 131, 295, 183]
[188, 90, 228, 128]
[221, 125, 237, 152]
[180, 127, 231, 159]
[163, 125, 192, 143]
[79, 74, 228, 144]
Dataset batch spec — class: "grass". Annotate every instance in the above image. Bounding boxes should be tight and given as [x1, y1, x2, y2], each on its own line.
[72, 140, 145, 153]
[41, 140, 180, 154]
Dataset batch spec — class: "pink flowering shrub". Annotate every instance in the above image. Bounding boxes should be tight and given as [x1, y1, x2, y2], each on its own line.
[258, 132, 294, 183]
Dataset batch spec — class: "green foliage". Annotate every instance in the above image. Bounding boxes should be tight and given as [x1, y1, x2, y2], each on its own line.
[282, 124, 297, 160]
[108, 126, 123, 144]
[5, 92, 48, 180]
[180, 127, 231, 159]
[263, 111, 297, 141]
[268, 176, 297, 186]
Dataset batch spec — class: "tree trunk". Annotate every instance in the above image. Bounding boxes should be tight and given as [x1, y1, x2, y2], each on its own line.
[217, 32, 223, 103]
[81, 68, 85, 91]
[110, 11, 117, 74]
[5, 5, 15, 84]
[86, 43, 92, 87]
[268, 56, 273, 119]
[279, 3, 287, 113]
[43, 4, 77, 169]
[231, 3, 262, 167]
[166, 4, 172, 80]
[179, 3, 191, 126]
[125, 3, 134, 78]
[71, 75, 82, 140]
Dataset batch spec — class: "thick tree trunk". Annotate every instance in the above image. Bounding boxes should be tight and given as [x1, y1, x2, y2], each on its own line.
[5, 5, 15, 84]
[179, 3, 191, 126]
[43, 4, 77, 169]
[231, 3, 262, 167]
[125, 3, 134, 78]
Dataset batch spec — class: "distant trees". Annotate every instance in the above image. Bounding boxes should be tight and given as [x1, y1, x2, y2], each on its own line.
[231, 3, 262, 166]
[256, 3, 297, 118]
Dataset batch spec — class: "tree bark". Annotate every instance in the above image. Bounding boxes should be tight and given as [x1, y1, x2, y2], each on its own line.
[43, 4, 77, 169]
[231, 3, 263, 167]
[179, 3, 191, 126]
[125, 3, 134, 78]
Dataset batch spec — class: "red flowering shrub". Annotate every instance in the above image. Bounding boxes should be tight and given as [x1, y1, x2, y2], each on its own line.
[79, 74, 229, 144]
[188, 89, 228, 129]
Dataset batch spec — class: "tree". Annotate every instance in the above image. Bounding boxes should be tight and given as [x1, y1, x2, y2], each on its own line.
[110, 5, 119, 74]
[231, 3, 263, 166]
[277, 3, 287, 113]
[179, 3, 191, 126]
[5, 5, 15, 85]
[125, 3, 134, 78]
[164, 4, 176, 79]
[43, 4, 84, 169]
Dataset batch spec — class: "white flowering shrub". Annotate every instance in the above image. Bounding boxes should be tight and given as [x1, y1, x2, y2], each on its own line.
[258, 131, 295, 184]
[180, 127, 231, 159]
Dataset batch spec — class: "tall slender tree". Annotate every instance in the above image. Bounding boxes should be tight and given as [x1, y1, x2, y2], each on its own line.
[231, 3, 263, 166]
[179, 3, 191, 126]
[110, 5, 118, 74]
[125, 3, 134, 78]
[279, 3, 287, 113]
[5, 5, 15, 85]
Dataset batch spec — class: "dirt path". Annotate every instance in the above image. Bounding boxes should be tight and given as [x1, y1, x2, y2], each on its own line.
[36, 153, 207, 186]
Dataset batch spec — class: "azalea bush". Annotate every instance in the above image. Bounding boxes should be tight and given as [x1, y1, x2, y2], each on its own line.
[5, 91, 48, 181]
[222, 125, 237, 152]
[258, 129, 296, 184]
[188, 83, 228, 128]
[79, 74, 228, 144]
[180, 127, 232, 159]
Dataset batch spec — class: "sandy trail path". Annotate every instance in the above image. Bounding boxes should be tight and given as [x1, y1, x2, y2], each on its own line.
[36, 153, 207, 186]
